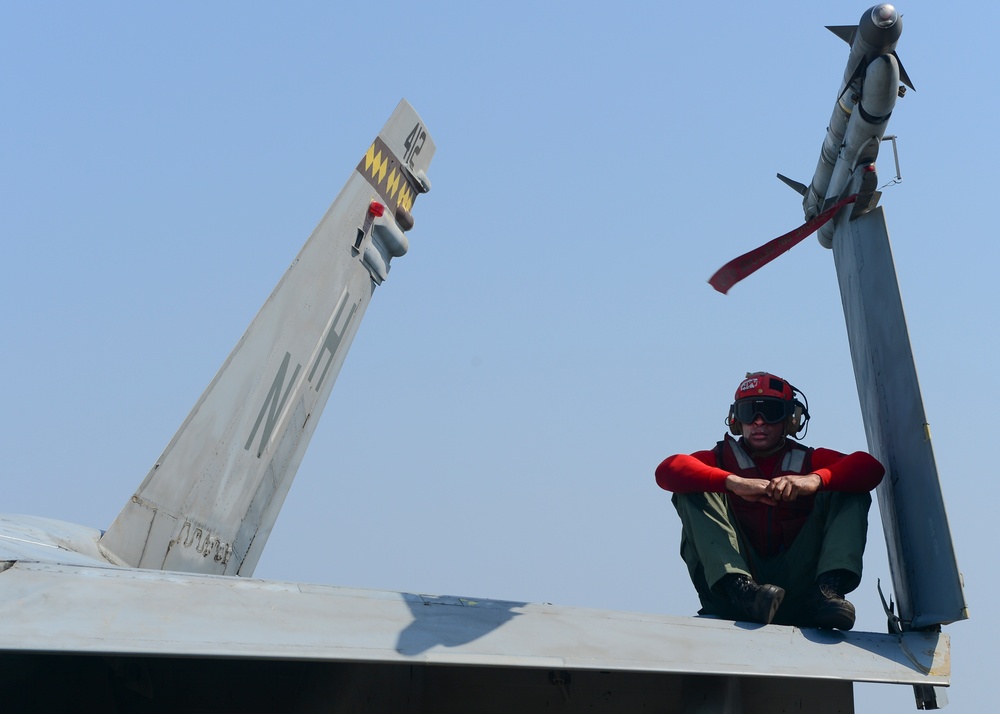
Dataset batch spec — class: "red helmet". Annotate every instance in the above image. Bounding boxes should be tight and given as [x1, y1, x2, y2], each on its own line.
[733, 372, 794, 402]
[729, 372, 809, 437]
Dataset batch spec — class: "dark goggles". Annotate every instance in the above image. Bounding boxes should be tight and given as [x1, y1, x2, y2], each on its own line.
[732, 398, 792, 424]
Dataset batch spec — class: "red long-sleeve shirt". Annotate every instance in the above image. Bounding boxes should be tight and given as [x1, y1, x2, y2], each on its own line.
[655, 445, 884, 494]
[656, 440, 884, 556]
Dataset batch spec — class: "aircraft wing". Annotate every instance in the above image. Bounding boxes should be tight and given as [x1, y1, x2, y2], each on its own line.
[0, 557, 949, 711]
[0, 512, 950, 709]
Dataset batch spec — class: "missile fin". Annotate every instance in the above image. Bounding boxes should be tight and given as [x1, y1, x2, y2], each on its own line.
[838, 59, 868, 102]
[849, 163, 881, 218]
[820, 181, 855, 215]
[851, 190, 882, 219]
[776, 173, 808, 196]
[826, 25, 856, 46]
[894, 52, 915, 91]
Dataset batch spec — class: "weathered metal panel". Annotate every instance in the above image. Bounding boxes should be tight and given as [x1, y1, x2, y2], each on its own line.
[0, 514, 109, 567]
[831, 206, 967, 628]
[0, 561, 950, 687]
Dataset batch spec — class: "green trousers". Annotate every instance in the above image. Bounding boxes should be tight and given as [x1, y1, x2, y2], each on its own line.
[671, 490, 871, 624]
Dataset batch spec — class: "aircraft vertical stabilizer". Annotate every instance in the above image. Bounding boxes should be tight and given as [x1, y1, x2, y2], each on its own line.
[831, 206, 967, 629]
[99, 100, 435, 577]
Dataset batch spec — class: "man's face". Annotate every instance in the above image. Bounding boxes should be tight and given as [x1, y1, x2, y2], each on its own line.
[740, 416, 785, 453]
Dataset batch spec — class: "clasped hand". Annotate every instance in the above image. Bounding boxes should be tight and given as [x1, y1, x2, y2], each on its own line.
[725, 473, 822, 506]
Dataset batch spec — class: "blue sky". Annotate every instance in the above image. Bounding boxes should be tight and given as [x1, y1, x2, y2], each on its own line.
[2, 2, 995, 710]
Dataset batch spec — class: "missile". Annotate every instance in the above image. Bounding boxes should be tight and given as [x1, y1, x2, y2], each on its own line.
[779, 3, 913, 248]
[709, 5, 914, 293]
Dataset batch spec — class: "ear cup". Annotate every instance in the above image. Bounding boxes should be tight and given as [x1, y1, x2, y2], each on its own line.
[788, 401, 805, 435]
[727, 405, 741, 435]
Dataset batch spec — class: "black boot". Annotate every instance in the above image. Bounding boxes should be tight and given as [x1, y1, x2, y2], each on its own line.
[718, 574, 785, 625]
[807, 570, 857, 630]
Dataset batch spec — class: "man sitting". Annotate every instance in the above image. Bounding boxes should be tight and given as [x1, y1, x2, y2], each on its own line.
[655, 372, 884, 629]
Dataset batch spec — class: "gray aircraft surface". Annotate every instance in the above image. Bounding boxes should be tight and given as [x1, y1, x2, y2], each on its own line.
[0, 10, 962, 713]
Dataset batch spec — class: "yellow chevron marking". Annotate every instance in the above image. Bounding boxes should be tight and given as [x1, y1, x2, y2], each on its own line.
[358, 139, 420, 214]
[398, 185, 414, 212]
[363, 143, 377, 171]
[385, 169, 401, 200]
[364, 144, 389, 183]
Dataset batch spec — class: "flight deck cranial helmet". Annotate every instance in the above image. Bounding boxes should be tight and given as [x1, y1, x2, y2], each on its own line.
[726, 372, 810, 438]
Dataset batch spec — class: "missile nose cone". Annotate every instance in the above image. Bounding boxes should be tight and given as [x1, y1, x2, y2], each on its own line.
[859, 3, 902, 52]
[872, 4, 899, 28]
